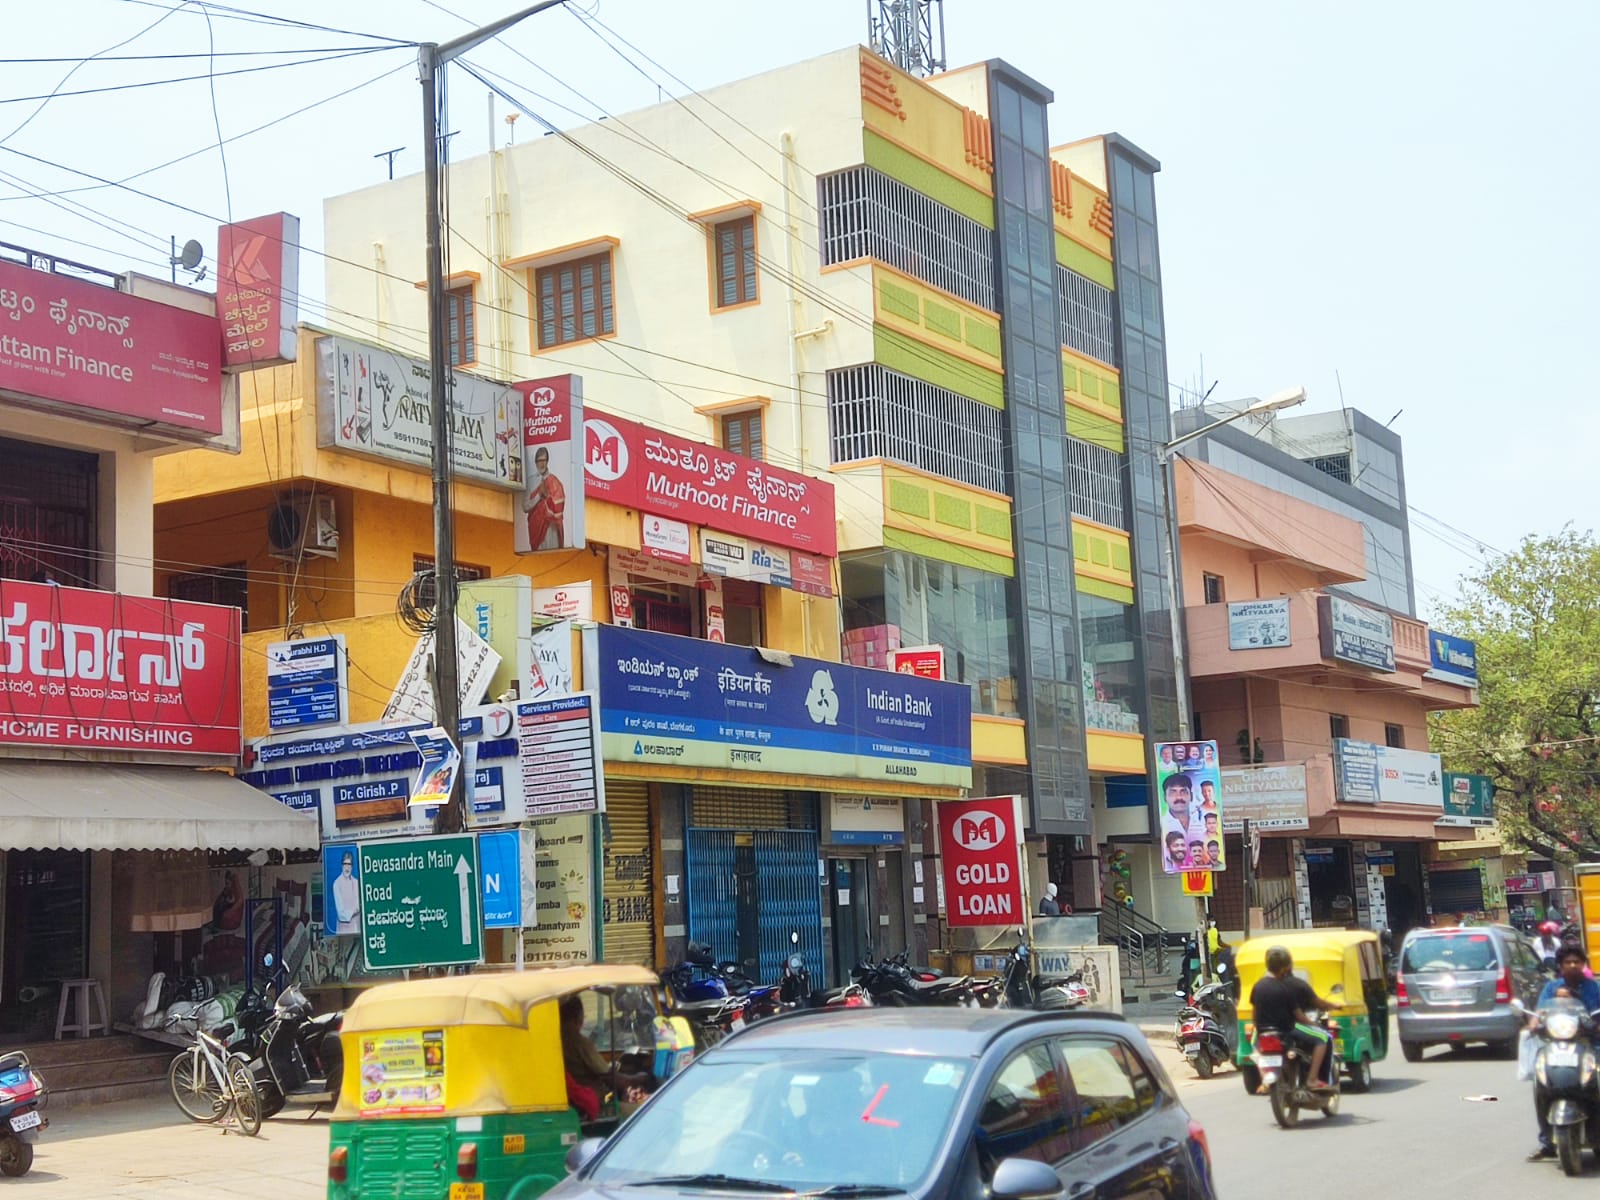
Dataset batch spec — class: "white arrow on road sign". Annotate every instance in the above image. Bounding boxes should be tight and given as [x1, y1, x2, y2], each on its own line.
[455, 855, 473, 946]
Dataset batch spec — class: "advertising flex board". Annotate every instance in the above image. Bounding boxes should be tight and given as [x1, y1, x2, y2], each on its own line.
[266, 635, 345, 731]
[582, 408, 836, 556]
[592, 624, 971, 787]
[937, 795, 1025, 926]
[1154, 741, 1226, 873]
[1334, 739, 1443, 807]
[315, 335, 522, 490]
[0, 578, 241, 757]
[514, 374, 585, 553]
[217, 212, 299, 369]
[1439, 771, 1495, 827]
[359, 833, 483, 971]
[1227, 599, 1291, 650]
[1219, 763, 1310, 832]
[1428, 630, 1479, 688]
[1320, 595, 1396, 672]
[0, 256, 223, 437]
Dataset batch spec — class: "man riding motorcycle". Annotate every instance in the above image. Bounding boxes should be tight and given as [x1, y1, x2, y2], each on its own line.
[1528, 944, 1600, 1162]
[1248, 945, 1341, 1092]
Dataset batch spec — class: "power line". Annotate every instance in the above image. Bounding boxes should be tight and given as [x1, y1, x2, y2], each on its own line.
[110, 0, 418, 44]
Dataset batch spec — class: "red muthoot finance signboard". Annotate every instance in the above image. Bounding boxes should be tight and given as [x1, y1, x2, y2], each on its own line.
[938, 795, 1025, 927]
[0, 580, 242, 757]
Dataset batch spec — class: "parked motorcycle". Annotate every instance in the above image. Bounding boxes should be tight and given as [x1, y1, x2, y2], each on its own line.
[0, 1052, 46, 1177]
[248, 958, 343, 1118]
[987, 940, 1088, 1010]
[775, 932, 869, 1011]
[1177, 980, 1238, 1078]
[1520, 996, 1600, 1176]
[854, 953, 975, 1007]
[1251, 1012, 1341, 1127]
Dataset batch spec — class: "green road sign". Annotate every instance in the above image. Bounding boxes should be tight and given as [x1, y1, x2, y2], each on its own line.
[359, 833, 483, 971]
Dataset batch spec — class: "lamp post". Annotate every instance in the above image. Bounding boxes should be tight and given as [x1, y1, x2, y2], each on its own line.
[421, 0, 568, 834]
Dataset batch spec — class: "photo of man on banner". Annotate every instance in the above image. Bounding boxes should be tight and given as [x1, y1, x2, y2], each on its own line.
[1154, 740, 1225, 874]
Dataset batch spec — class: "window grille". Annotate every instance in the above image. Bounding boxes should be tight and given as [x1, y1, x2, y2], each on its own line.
[1057, 265, 1117, 365]
[1065, 436, 1126, 528]
[827, 364, 1006, 493]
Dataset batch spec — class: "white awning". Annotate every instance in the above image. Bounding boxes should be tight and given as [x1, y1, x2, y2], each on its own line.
[0, 761, 320, 852]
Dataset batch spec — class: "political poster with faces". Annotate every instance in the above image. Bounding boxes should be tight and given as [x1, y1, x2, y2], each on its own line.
[1154, 740, 1225, 874]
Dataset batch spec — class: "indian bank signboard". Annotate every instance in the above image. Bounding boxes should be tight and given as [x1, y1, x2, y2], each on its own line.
[0, 579, 242, 757]
[0, 257, 223, 438]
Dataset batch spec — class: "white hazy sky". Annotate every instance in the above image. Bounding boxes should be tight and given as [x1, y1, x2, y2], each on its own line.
[4, 1, 1595, 617]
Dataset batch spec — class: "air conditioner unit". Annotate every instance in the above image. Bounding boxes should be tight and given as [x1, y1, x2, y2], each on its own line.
[266, 494, 339, 561]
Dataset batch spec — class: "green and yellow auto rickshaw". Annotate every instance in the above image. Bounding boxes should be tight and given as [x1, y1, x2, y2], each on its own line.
[1234, 929, 1390, 1094]
[327, 964, 694, 1200]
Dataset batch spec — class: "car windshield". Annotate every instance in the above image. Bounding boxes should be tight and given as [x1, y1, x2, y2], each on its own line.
[1402, 933, 1498, 974]
[585, 1049, 972, 1193]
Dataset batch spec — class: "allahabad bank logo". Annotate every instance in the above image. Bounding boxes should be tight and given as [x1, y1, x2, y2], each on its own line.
[952, 811, 1007, 852]
[805, 669, 840, 726]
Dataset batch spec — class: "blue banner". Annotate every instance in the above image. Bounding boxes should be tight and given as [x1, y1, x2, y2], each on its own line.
[478, 829, 524, 929]
[594, 625, 971, 787]
[1428, 630, 1478, 687]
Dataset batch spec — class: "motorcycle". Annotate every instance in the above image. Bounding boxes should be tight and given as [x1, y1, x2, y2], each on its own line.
[1520, 996, 1600, 1176]
[988, 940, 1088, 1010]
[0, 1053, 45, 1177]
[1251, 1011, 1341, 1127]
[1177, 980, 1238, 1079]
[776, 932, 870, 1011]
[854, 953, 975, 1007]
[248, 957, 343, 1118]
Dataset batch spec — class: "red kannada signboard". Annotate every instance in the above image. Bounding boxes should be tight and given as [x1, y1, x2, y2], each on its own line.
[0, 579, 242, 757]
[890, 645, 946, 680]
[217, 212, 300, 369]
[0, 257, 224, 437]
[938, 795, 1025, 927]
[582, 408, 837, 557]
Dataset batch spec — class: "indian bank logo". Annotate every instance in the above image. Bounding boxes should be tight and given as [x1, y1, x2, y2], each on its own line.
[952, 812, 1007, 852]
[805, 669, 840, 726]
[584, 417, 628, 482]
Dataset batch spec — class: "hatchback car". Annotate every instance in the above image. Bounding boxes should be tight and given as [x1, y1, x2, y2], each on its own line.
[552, 1006, 1215, 1200]
[1396, 924, 1547, 1060]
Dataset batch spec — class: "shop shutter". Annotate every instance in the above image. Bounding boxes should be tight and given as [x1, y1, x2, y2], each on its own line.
[602, 781, 655, 967]
[1428, 867, 1485, 915]
[691, 787, 819, 830]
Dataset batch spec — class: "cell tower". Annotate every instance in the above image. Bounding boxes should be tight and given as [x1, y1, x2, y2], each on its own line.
[868, 0, 947, 78]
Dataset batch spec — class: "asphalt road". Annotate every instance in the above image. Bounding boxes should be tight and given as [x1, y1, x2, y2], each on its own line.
[1155, 1036, 1548, 1199]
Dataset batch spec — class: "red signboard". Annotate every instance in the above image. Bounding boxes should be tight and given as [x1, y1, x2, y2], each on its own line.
[890, 645, 945, 680]
[0, 579, 242, 757]
[0, 257, 223, 436]
[581, 409, 836, 557]
[938, 795, 1025, 927]
[790, 552, 835, 598]
[217, 212, 299, 369]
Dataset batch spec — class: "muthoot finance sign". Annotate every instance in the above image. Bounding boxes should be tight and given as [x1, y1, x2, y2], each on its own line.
[938, 795, 1025, 926]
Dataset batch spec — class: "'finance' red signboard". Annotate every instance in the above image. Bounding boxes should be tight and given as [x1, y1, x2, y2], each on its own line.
[938, 795, 1025, 927]
[582, 408, 836, 557]
[0, 257, 224, 437]
[0, 579, 242, 757]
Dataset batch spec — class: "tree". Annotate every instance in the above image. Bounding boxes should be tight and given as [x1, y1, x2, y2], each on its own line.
[1429, 529, 1600, 862]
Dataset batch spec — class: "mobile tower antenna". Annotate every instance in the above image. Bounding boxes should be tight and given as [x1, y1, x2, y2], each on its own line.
[867, 0, 946, 77]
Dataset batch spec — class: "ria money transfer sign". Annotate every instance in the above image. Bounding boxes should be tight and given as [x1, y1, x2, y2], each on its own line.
[938, 796, 1025, 927]
[359, 834, 483, 971]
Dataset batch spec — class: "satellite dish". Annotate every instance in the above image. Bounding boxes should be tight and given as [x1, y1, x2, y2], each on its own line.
[178, 239, 203, 271]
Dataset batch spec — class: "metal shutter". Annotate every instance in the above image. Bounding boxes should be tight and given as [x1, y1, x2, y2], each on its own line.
[691, 787, 818, 830]
[1427, 867, 1485, 915]
[602, 781, 655, 967]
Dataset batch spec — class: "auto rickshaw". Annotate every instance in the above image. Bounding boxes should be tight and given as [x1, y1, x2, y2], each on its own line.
[327, 964, 695, 1200]
[1233, 929, 1390, 1095]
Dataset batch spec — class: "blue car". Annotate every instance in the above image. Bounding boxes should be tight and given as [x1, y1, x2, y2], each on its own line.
[553, 1006, 1215, 1200]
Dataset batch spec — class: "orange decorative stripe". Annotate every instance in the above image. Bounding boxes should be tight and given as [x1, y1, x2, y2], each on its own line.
[1089, 195, 1115, 238]
[962, 107, 994, 173]
[861, 58, 906, 121]
[1050, 160, 1073, 218]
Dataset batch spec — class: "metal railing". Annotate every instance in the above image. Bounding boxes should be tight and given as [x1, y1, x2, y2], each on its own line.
[1098, 904, 1170, 986]
[1262, 890, 1300, 930]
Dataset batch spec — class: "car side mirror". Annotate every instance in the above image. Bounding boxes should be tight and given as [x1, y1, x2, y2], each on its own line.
[992, 1157, 1064, 1200]
[565, 1137, 607, 1175]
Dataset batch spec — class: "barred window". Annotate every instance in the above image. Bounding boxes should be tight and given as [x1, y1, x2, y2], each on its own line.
[1066, 437, 1126, 528]
[828, 365, 1006, 494]
[818, 166, 996, 312]
[1058, 265, 1117, 365]
[1306, 453, 1352, 484]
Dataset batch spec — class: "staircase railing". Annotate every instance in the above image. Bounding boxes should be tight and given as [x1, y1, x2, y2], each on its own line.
[1098, 904, 1170, 986]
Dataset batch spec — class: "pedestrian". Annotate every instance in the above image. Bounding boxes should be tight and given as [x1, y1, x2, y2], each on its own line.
[1038, 882, 1061, 917]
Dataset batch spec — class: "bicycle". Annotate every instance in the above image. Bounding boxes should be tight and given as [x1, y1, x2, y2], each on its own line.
[166, 1019, 261, 1137]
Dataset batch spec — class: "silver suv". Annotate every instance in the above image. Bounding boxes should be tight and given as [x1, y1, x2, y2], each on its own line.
[1396, 924, 1547, 1061]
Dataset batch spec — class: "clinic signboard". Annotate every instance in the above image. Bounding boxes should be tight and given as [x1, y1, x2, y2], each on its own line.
[590, 624, 971, 787]
[1334, 739, 1443, 807]
[266, 635, 346, 731]
[1319, 595, 1396, 672]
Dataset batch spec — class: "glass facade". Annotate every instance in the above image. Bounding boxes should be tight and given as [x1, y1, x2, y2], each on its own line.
[989, 65, 1092, 834]
[1079, 593, 1142, 734]
[1107, 139, 1182, 745]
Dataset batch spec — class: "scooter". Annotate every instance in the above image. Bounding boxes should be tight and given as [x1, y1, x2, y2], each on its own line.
[0, 1052, 46, 1177]
[1177, 980, 1237, 1079]
[776, 932, 870, 1011]
[991, 940, 1088, 1010]
[1520, 997, 1600, 1176]
[248, 958, 343, 1118]
[1251, 1012, 1341, 1127]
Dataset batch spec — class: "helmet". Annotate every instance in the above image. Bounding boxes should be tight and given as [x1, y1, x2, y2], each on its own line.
[1540, 921, 1561, 936]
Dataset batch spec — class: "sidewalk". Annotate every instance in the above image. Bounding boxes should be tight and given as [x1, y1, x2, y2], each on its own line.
[1122, 993, 1185, 1044]
[19, 1096, 325, 1197]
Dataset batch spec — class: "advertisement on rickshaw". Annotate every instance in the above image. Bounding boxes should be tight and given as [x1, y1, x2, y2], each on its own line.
[357, 1028, 446, 1116]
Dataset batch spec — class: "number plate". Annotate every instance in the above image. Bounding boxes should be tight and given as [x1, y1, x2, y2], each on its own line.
[8, 1110, 39, 1133]
[1256, 1055, 1282, 1069]
[1426, 988, 1472, 1004]
[730, 1014, 745, 1031]
[449, 1185, 485, 1200]
[503, 1133, 526, 1155]
[1548, 1044, 1581, 1067]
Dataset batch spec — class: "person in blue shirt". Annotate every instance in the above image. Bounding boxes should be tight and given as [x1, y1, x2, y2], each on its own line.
[1529, 944, 1600, 1161]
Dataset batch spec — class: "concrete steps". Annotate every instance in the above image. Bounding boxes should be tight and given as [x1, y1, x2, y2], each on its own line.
[15, 1034, 174, 1109]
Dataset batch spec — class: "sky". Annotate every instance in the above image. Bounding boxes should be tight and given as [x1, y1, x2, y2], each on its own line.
[3, 0, 1595, 619]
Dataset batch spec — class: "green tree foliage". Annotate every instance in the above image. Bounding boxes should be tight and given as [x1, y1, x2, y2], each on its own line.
[1430, 529, 1600, 860]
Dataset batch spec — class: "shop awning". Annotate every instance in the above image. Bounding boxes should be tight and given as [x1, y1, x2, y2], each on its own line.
[0, 761, 320, 852]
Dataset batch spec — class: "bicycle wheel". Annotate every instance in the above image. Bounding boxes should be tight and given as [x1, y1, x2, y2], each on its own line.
[226, 1056, 262, 1137]
[168, 1050, 225, 1123]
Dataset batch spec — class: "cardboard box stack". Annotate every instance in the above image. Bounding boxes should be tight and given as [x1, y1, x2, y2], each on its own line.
[842, 623, 903, 670]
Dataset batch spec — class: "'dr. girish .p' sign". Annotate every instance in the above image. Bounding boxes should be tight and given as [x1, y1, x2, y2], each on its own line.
[938, 795, 1024, 927]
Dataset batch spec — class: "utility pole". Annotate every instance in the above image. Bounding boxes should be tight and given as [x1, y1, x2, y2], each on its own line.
[419, 0, 569, 835]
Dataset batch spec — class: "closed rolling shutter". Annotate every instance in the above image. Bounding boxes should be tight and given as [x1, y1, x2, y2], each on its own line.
[1428, 867, 1485, 915]
[691, 787, 818, 830]
[602, 781, 655, 967]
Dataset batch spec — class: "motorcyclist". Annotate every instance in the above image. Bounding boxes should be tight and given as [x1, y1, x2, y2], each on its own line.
[1528, 944, 1600, 1161]
[1249, 945, 1341, 1092]
[1532, 921, 1564, 970]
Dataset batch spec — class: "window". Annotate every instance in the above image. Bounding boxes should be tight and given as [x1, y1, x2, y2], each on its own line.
[1057, 265, 1118, 366]
[169, 563, 250, 632]
[446, 284, 476, 366]
[1306, 453, 1352, 484]
[976, 1044, 1070, 1169]
[828, 364, 1006, 493]
[0, 437, 98, 588]
[1066, 437, 1125, 529]
[711, 216, 758, 309]
[716, 578, 763, 647]
[1329, 713, 1349, 741]
[536, 253, 614, 348]
[412, 554, 487, 583]
[719, 410, 764, 461]
[1056, 1037, 1157, 1153]
[1385, 723, 1405, 749]
[1203, 573, 1225, 605]
[1080, 594, 1141, 733]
